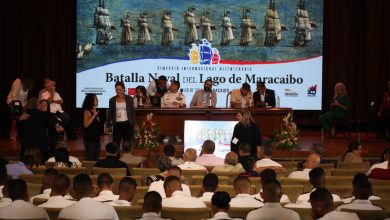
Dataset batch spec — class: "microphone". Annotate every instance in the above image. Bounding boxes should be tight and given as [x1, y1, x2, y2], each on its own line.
[226, 91, 232, 108]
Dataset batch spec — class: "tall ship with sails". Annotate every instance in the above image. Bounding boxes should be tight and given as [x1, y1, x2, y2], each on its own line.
[240, 8, 256, 46]
[93, 0, 114, 44]
[293, 0, 316, 46]
[263, 0, 285, 46]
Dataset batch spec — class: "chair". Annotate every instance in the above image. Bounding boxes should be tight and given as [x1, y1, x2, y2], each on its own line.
[205, 166, 215, 172]
[32, 197, 48, 206]
[114, 205, 143, 220]
[91, 167, 126, 176]
[340, 208, 388, 220]
[31, 167, 46, 174]
[279, 177, 311, 192]
[131, 186, 149, 204]
[132, 168, 161, 185]
[249, 176, 262, 193]
[372, 199, 390, 211]
[126, 162, 142, 174]
[327, 186, 353, 199]
[81, 160, 97, 175]
[279, 161, 299, 176]
[338, 162, 371, 170]
[27, 183, 42, 198]
[373, 186, 390, 199]
[181, 169, 208, 185]
[161, 207, 212, 220]
[44, 161, 55, 168]
[212, 171, 241, 184]
[326, 176, 354, 186]
[282, 185, 304, 203]
[19, 174, 43, 184]
[189, 185, 202, 197]
[284, 207, 312, 220]
[228, 207, 257, 219]
[319, 163, 336, 176]
[330, 168, 367, 176]
[369, 178, 390, 186]
[43, 207, 62, 220]
[191, 175, 229, 185]
[55, 167, 87, 175]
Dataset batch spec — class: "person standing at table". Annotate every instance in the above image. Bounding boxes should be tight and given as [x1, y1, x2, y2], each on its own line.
[231, 109, 262, 159]
[105, 82, 136, 149]
[82, 93, 102, 161]
[230, 82, 253, 108]
[147, 75, 170, 107]
[161, 80, 186, 108]
[190, 79, 217, 108]
[253, 81, 276, 108]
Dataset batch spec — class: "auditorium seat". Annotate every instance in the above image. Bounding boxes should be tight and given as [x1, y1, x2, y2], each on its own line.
[319, 163, 336, 176]
[369, 178, 390, 186]
[330, 168, 367, 176]
[90, 175, 142, 194]
[284, 207, 311, 220]
[191, 175, 229, 185]
[279, 177, 311, 192]
[27, 183, 41, 198]
[131, 186, 149, 204]
[55, 167, 87, 175]
[32, 197, 48, 206]
[114, 205, 143, 220]
[161, 207, 212, 220]
[249, 176, 261, 193]
[81, 160, 96, 175]
[327, 185, 352, 199]
[212, 171, 241, 184]
[282, 185, 305, 203]
[326, 176, 354, 186]
[181, 169, 208, 185]
[125, 162, 142, 174]
[31, 167, 46, 174]
[338, 162, 371, 170]
[205, 166, 215, 172]
[132, 168, 160, 185]
[372, 199, 390, 211]
[43, 207, 62, 220]
[373, 186, 390, 199]
[340, 208, 388, 220]
[91, 167, 126, 176]
[19, 174, 43, 184]
[189, 185, 202, 197]
[228, 207, 257, 219]
[279, 161, 299, 176]
[44, 161, 55, 168]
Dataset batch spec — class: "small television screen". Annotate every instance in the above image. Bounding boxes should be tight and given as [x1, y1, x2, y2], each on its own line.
[184, 120, 237, 159]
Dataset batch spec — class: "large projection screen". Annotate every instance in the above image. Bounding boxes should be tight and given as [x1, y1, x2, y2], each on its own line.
[77, 0, 323, 110]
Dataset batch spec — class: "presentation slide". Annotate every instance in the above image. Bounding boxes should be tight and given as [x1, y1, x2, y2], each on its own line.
[77, 0, 323, 110]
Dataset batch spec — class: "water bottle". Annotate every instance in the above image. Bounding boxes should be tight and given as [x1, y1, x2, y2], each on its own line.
[208, 92, 212, 107]
[276, 96, 280, 108]
[134, 96, 138, 108]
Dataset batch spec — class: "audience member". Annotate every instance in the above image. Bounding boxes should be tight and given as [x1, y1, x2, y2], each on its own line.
[255, 142, 282, 171]
[178, 148, 207, 171]
[310, 188, 358, 220]
[82, 93, 102, 161]
[148, 166, 191, 198]
[253, 81, 276, 108]
[0, 179, 49, 220]
[230, 176, 263, 208]
[367, 147, 390, 175]
[211, 152, 244, 172]
[141, 148, 160, 168]
[247, 179, 300, 220]
[30, 168, 59, 202]
[367, 167, 390, 180]
[207, 191, 240, 220]
[288, 153, 320, 180]
[238, 143, 252, 163]
[120, 141, 144, 165]
[46, 142, 82, 167]
[163, 144, 184, 165]
[190, 79, 217, 108]
[377, 80, 390, 140]
[147, 156, 172, 185]
[230, 82, 253, 108]
[6, 154, 34, 179]
[0, 183, 12, 208]
[38, 174, 75, 208]
[58, 174, 119, 220]
[162, 176, 206, 208]
[239, 156, 261, 177]
[252, 169, 290, 203]
[53, 147, 80, 168]
[94, 142, 131, 175]
[138, 191, 168, 220]
[108, 177, 137, 206]
[147, 75, 170, 107]
[339, 141, 364, 163]
[196, 140, 224, 166]
[161, 80, 186, 108]
[94, 173, 119, 202]
[198, 173, 219, 202]
[343, 173, 381, 203]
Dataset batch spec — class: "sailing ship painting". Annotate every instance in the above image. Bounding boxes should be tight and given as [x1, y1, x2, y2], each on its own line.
[161, 10, 177, 46]
[200, 10, 216, 42]
[293, 0, 317, 46]
[120, 12, 134, 45]
[240, 8, 256, 46]
[220, 10, 235, 46]
[263, 0, 287, 46]
[184, 6, 199, 45]
[93, 0, 115, 44]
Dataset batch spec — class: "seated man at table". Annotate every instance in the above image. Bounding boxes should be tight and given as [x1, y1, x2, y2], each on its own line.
[230, 82, 253, 108]
[161, 80, 186, 108]
[190, 79, 217, 108]
[253, 81, 276, 108]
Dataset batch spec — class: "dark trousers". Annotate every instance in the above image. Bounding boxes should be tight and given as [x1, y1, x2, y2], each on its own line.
[113, 121, 133, 149]
[55, 111, 77, 140]
[84, 141, 101, 161]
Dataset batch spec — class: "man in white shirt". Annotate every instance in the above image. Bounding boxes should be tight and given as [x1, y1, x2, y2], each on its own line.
[366, 147, 389, 175]
[343, 173, 381, 203]
[310, 188, 359, 220]
[246, 179, 300, 220]
[39, 174, 75, 208]
[198, 173, 218, 202]
[190, 79, 217, 108]
[0, 179, 50, 220]
[161, 80, 186, 108]
[148, 166, 191, 198]
[147, 75, 170, 107]
[58, 174, 119, 220]
[288, 153, 320, 180]
[30, 168, 58, 202]
[212, 152, 244, 172]
[230, 82, 253, 108]
[163, 144, 184, 165]
[162, 175, 206, 208]
[94, 172, 119, 202]
[255, 143, 282, 172]
[46, 144, 82, 167]
[178, 148, 207, 171]
[252, 169, 290, 203]
[107, 177, 137, 206]
[196, 140, 224, 166]
[230, 176, 263, 208]
[138, 191, 169, 220]
[207, 191, 240, 220]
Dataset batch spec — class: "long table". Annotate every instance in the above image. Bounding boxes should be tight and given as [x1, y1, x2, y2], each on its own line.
[135, 108, 292, 137]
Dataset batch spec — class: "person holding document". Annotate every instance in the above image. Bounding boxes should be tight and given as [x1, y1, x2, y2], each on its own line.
[190, 79, 217, 108]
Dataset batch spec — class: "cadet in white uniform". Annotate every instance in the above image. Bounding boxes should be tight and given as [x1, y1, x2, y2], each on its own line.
[94, 173, 119, 202]
[107, 177, 137, 206]
[230, 176, 263, 208]
[39, 174, 75, 208]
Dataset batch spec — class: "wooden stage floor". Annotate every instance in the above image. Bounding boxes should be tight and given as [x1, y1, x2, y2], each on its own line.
[1, 129, 389, 161]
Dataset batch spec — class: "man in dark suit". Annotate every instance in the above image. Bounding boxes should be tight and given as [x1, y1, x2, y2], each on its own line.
[253, 82, 276, 108]
[94, 142, 131, 175]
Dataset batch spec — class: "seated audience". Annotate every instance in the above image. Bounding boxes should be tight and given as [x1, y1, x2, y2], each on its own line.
[0, 179, 49, 220]
[211, 152, 244, 172]
[163, 144, 184, 165]
[0, 184, 12, 208]
[198, 173, 219, 202]
[30, 168, 58, 202]
[108, 177, 137, 206]
[38, 174, 75, 208]
[310, 188, 358, 220]
[6, 154, 34, 179]
[255, 142, 282, 172]
[161, 80, 186, 108]
[58, 174, 119, 220]
[138, 191, 168, 220]
[94, 142, 131, 175]
[147, 156, 172, 185]
[339, 141, 364, 163]
[343, 173, 381, 203]
[46, 143, 82, 167]
[94, 172, 119, 202]
[162, 176, 206, 208]
[247, 179, 300, 220]
[141, 148, 161, 168]
[53, 147, 80, 168]
[288, 153, 320, 180]
[196, 140, 224, 166]
[207, 191, 240, 220]
[148, 166, 191, 198]
[238, 143, 252, 163]
[252, 169, 290, 203]
[367, 147, 389, 175]
[239, 156, 261, 177]
[178, 148, 207, 171]
[337, 175, 382, 211]
[230, 176, 263, 208]
[120, 141, 144, 165]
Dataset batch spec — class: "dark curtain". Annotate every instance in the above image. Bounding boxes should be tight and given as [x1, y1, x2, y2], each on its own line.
[0, 0, 389, 137]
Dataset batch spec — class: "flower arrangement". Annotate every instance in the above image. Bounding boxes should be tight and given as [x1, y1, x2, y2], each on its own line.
[273, 112, 299, 150]
[133, 113, 160, 149]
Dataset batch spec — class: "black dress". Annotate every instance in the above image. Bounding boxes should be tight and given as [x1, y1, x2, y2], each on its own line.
[84, 110, 102, 161]
[231, 122, 262, 158]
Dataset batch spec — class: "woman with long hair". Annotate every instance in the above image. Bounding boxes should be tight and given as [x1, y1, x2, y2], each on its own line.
[339, 141, 363, 163]
[231, 109, 262, 159]
[82, 93, 102, 161]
